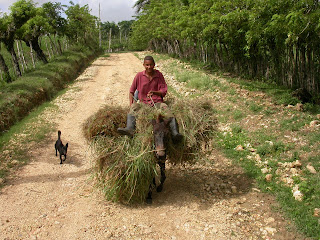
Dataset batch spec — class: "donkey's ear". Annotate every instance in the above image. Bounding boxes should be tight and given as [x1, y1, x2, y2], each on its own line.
[66, 143, 68, 148]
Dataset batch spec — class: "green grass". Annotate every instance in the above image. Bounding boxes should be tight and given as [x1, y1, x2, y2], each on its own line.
[256, 141, 287, 157]
[222, 76, 300, 106]
[173, 71, 219, 91]
[232, 109, 245, 120]
[263, 108, 276, 116]
[308, 132, 320, 146]
[244, 100, 264, 113]
[213, 119, 320, 238]
[0, 43, 104, 187]
[0, 44, 102, 133]
[228, 88, 237, 95]
[101, 53, 111, 58]
[279, 114, 312, 132]
[0, 100, 56, 186]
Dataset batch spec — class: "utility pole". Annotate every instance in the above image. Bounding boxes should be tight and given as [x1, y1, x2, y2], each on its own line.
[99, 3, 101, 48]
[108, 28, 112, 52]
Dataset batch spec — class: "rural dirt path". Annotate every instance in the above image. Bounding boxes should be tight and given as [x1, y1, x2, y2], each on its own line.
[0, 53, 306, 239]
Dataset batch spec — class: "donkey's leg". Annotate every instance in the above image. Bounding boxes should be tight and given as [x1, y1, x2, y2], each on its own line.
[146, 177, 156, 204]
[157, 162, 166, 192]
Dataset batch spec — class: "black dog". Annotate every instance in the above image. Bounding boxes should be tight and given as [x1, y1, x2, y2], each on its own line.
[55, 130, 68, 164]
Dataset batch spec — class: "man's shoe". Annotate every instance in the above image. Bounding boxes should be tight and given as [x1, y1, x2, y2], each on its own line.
[169, 117, 183, 144]
[117, 114, 136, 137]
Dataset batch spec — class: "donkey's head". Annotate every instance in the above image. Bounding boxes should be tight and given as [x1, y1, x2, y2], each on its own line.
[151, 114, 171, 161]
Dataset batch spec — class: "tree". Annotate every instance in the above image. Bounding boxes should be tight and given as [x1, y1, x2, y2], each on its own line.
[0, 14, 22, 76]
[133, 0, 152, 13]
[64, 2, 98, 45]
[0, 16, 13, 82]
[8, 0, 38, 72]
[42, 2, 67, 54]
[118, 20, 134, 41]
[101, 21, 119, 40]
[129, 0, 320, 94]
[17, 6, 49, 64]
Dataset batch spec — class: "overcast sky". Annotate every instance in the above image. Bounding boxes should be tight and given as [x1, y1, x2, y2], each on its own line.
[0, 0, 137, 23]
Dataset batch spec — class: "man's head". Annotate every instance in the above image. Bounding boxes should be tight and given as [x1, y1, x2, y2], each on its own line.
[143, 56, 155, 75]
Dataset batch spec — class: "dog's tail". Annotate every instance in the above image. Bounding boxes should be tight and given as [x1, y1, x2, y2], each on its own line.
[58, 130, 61, 140]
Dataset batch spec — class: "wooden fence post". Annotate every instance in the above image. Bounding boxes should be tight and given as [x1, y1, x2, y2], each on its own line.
[29, 41, 36, 69]
[16, 41, 25, 73]
[45, 37, 52, 59]
[108, 28, 112, 52]
[19, 41, 28, 70]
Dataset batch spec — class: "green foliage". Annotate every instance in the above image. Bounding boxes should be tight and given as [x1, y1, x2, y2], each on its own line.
[0, 45, 101, 133]
[130, 0, 320, 96]
[64, 2, 98, 43]
[42, 2, 66, 36]
[0, 0, 100, 84]
[10, 0, 36, 29]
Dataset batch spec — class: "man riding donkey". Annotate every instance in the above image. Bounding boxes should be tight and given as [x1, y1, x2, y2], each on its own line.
[117, 55, 183, 144]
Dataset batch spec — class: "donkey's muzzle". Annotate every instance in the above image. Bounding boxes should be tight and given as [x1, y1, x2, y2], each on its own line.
[155, 149, 166, 161]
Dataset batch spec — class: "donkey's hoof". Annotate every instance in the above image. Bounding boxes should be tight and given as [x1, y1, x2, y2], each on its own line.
[146, 198, 152, 204]
[156, 185, 163, 192]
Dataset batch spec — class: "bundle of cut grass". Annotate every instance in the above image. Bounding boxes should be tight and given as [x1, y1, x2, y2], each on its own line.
[83, 97, 217, 203]
[83, 105, 128, 140]
[167, 98, 217, 164]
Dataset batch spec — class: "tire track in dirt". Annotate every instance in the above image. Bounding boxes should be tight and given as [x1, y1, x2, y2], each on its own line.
[0, 53, 305, 240]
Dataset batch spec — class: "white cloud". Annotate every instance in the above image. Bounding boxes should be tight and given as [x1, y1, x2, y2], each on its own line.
[83, 0, 136, 22]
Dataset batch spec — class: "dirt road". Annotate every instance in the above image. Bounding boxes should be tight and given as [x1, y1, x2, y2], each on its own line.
[0, 53, 304, 239]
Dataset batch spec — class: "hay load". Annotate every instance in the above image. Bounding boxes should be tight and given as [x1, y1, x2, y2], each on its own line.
[83, 97, 217, 204]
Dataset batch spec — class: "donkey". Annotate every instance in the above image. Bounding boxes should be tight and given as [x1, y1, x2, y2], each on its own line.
[146, 114, 171, 204]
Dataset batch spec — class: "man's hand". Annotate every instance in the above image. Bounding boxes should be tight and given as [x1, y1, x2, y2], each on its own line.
[147, 91, 162, 98]
[129, 92, 134, 106]
[147, 91, 154, 98]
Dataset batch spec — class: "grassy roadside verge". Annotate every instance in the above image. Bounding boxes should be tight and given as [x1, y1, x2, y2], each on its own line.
[0, 45, 103, 133]
[154, 53, 320, 239]
[0, 101, 55, 184]
[0, 47, 104, 188]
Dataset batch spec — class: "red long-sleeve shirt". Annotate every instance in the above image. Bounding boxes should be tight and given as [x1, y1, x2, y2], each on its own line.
[130, 70, 168, 105]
